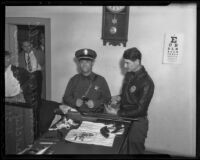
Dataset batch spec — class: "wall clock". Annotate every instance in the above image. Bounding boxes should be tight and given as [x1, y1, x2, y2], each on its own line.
[101, 6, 129, 47]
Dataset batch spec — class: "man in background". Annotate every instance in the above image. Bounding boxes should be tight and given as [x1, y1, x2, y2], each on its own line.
[18, 40, 44, 102]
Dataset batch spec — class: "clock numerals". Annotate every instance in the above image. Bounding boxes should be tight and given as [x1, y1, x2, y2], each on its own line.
[106, 6, 125, 13]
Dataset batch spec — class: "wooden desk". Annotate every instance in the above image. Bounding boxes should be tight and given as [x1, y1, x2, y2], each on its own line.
[23, 112, 134, 154]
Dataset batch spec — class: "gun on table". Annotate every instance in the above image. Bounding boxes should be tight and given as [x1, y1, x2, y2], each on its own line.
[81, 112, 138, 123]
[55, 104, 138, 123]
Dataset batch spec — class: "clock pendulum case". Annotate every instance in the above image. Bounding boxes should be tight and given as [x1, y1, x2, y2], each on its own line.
[101, 6, 130, 47]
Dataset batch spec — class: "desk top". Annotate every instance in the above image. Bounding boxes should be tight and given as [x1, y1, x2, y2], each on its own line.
[21, 113, 133, 154]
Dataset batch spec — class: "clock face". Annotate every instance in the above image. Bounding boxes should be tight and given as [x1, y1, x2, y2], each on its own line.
[106, 6, 125, 13]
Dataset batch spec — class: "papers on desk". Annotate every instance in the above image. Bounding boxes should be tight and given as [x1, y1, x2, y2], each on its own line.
[65, 121, 116, 147]
[49, 117, 79, 131]
[49, 114, 62, 128]
[49, 105, 78, 128]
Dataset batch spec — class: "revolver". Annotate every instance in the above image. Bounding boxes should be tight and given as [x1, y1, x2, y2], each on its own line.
[81, 96, 89, 103]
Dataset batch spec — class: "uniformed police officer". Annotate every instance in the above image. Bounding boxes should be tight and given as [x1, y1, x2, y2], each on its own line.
[61, 48, 111, 113]
[105, 47, 154, 154]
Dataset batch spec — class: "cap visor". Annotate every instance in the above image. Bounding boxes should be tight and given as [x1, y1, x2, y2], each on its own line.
[78, 57, 94, 61]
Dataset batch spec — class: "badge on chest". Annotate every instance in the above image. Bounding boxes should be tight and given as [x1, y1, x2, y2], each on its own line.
[94, 85, 99, 90]
[129, 85, 136, 93]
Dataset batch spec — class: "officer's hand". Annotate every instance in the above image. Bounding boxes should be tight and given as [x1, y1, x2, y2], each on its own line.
[86, 100, 94, 108]
[59, 104, 71, 114]
[105, 104, 118, 115]
[76, 99, 83, 107]
[111, 95, 121, 105]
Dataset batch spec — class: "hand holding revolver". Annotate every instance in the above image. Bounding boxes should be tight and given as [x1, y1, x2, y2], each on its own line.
[85, 100, 94, 108]
[76, 98, 83, 107]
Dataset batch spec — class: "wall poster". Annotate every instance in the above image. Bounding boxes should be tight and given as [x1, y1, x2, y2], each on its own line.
[163, 33, 184, 64]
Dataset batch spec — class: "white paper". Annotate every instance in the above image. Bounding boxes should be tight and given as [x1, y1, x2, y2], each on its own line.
[65, 121, 116, 147]
[49, 115, 62, 128]
[163, 33, 184, 64]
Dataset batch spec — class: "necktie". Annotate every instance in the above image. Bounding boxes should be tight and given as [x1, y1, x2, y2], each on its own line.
[27, 53, 32, 72]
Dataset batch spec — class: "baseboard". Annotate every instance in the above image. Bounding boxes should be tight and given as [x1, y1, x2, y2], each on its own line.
[145, 147, 195, 158]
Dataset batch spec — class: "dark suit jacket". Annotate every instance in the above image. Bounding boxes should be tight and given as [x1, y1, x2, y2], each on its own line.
[11, 65, 39, 106]
[18, 48, 45, 70]
[11, 65, 29, 88]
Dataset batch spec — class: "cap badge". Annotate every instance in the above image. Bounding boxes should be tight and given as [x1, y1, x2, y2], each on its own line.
[130, 85, 136, 93]
[84, 49, 88, 55]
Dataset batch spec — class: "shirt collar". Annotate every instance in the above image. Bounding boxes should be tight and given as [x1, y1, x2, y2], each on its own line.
[128, 65, 146, 78]
[81, 72, 95, 81]
[134, 65, 147, 78]
[134, 65, 144, 75]
[26, 50, 33, 55]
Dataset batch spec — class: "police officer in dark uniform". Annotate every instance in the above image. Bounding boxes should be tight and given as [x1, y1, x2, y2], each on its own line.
[62, 48, 111, 113]
[105, 47, 154, 154]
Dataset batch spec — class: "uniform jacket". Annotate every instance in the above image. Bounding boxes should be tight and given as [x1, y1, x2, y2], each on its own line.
[118, 66, 154, 118]
[63, 72, 111, 113]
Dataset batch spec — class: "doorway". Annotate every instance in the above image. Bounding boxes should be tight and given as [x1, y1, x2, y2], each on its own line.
[17, 25, 46, 99]
[5, 17, 51, 100]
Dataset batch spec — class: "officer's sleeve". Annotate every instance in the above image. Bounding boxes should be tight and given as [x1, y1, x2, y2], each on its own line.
[62, 78, 77, 107]
[118, 81, 154, 118]
[92, 77, 111, 110]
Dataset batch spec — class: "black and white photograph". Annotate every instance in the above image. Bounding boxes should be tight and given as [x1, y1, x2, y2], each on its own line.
[2, 2, 198, 158]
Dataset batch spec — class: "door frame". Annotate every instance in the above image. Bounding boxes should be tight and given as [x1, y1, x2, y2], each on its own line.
[6, 17, 51, 100]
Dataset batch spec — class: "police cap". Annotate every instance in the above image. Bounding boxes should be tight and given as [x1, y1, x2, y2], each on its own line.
[75, 48, 97, 61]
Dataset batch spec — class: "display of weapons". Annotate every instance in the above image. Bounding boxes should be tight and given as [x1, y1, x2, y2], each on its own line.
[54, 103, 138, 123]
